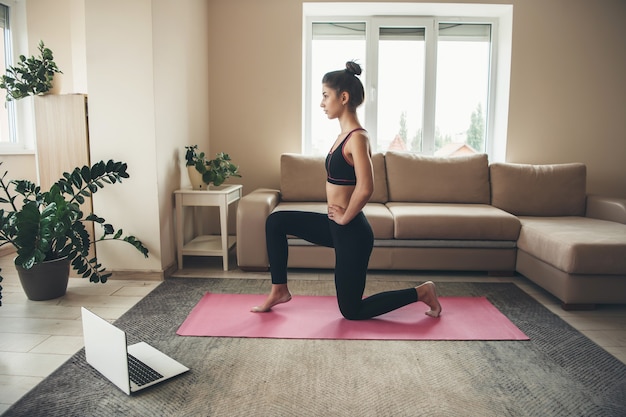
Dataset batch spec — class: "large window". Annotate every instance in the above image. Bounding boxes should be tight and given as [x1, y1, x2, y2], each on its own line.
[303, 5, 511, 160]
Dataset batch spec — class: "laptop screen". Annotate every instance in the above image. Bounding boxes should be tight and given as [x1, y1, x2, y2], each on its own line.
[81, 307, 132, 394]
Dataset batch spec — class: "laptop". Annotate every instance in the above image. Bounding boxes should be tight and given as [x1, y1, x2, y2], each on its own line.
[81, 307, 189, 395]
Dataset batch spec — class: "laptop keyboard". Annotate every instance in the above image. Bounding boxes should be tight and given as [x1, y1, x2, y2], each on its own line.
[127, 354, 164, 386]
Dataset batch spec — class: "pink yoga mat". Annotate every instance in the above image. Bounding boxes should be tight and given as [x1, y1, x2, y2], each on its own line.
[176, 293, 529, 341]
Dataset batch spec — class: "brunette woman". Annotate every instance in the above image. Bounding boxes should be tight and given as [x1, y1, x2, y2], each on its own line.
[252, 61, 441, 320]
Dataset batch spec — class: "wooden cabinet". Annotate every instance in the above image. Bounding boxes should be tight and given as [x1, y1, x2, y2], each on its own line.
[34, 94, 90, 189]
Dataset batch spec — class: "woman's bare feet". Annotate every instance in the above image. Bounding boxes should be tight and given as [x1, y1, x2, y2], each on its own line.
[416, 281, 442, 318]
[251, 284, 292, 312]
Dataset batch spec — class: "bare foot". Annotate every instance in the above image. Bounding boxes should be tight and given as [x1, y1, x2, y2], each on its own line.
[416, 281, 442, 318]
[251, 285, 292, 312]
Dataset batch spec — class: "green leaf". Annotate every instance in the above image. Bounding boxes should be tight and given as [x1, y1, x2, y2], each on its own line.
[80, 165, 91, 182]
[92, 161, 105, 178]
[85, 213, 105, 223]
[70, 170, 82, 188]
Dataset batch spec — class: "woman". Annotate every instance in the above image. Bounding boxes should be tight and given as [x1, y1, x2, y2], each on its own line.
[252, 61, 441, 320]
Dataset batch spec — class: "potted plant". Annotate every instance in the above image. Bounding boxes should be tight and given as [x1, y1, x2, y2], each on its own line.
[0, 40, 63, 101]
[0, 160, 149, 305]
[184, 145, 241, 190]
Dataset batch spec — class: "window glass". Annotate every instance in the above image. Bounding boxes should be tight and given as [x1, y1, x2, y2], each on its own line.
[434, 23, 491, 156]
[377, 27, 425, 153]
[310, 22, 365, 154]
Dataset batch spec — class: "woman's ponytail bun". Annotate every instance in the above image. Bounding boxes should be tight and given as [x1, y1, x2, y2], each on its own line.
[345, 61, 362, 76]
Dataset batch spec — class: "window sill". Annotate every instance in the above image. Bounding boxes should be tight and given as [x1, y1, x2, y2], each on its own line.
[0, 145, 35, 155]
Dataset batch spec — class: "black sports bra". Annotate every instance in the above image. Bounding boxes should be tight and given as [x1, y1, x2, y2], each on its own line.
[325, 128, 366, 186]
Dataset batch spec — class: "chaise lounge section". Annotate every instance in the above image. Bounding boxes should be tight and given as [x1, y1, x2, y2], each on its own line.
[490, 162, 626, 309]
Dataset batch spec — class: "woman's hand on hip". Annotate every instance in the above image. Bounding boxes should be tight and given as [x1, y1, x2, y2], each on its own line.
[327, 204, 348, 225]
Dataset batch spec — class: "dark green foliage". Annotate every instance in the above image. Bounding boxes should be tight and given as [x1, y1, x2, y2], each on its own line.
[0, 41, 63, 101]
[0, 160, 149, 306]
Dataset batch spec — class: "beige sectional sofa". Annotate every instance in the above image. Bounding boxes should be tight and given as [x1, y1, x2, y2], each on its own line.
[236, 151, 626, 309]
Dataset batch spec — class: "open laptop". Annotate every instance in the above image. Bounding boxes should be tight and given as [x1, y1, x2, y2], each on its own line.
[81, 307, 189, 395]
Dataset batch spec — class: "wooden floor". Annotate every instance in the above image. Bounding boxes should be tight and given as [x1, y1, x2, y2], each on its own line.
[1, 255, 625, 413]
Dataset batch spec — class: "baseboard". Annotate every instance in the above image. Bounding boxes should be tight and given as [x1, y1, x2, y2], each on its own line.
[162, 261, 178, 279]
[488, 270, 515, 277]
[100, 261, 178, 281]
[240, 266, 270, 272]
[105, 269, 165, 281]
[561, 303, 596, 311]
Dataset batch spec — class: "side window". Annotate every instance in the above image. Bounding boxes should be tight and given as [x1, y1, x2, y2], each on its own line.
[0, 4, 13, 145]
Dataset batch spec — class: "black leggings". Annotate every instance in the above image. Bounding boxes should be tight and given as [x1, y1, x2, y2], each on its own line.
[265, 210, 418, 320]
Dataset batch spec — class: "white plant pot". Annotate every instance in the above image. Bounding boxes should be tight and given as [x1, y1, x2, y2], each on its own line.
[48, 72, 63, 95]
[187, 166, 207, 190]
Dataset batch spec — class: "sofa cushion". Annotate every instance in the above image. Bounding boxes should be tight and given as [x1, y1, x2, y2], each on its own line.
[386, 203, 521, 240]
[280, 154, 326, 202]
[273, 202, 393, 239]
[362, 203, 394, 239]
[490, 162, 586, 216]
[517, 216, 626, 274]
[280, 153, 388, 203]
[385, 152, 490, 203]
[371, 153, 388, 203]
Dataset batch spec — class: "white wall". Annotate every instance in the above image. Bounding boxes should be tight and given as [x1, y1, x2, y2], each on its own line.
[84, 0, 162, 273]
[83, 0, 210, 275]
[151, 0, 210, 272]
[25, 0, 74, 94]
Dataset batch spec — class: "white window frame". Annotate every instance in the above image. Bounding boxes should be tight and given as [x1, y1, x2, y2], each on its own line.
[302, 2, 513, 162]
[369, 17, 434, 154]
[0, 0, 35, 155]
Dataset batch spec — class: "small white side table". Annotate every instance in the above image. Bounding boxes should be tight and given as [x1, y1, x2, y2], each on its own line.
[174, 185, 243, 271]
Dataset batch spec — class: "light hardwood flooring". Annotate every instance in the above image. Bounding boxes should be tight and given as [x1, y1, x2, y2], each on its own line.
[1, 254, 625, 413]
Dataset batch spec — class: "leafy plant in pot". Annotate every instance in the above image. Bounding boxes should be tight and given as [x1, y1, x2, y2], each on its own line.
[184, 145, 241, 190]
[0, 160, 149, 305]
[0, 40, 63, 101]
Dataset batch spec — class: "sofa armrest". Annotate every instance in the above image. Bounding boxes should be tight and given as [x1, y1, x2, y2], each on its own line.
[236, 188, 281, 270]
[586, 195, 626, 225]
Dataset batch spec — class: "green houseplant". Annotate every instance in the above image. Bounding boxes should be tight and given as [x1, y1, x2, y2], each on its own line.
[184, 145, 241, 189]
[0, 160, 149, 305]
[0, 40, 63, 101]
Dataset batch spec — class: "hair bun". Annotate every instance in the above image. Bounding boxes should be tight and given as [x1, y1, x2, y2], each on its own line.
[345, 61, 362, 76]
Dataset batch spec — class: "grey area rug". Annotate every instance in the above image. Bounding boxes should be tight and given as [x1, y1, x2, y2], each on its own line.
[4, 279, 626, 417]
